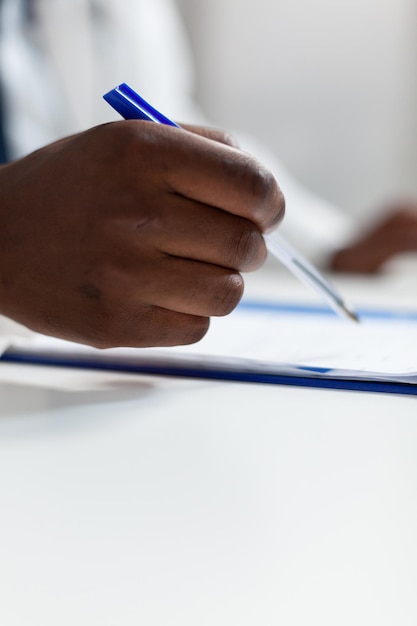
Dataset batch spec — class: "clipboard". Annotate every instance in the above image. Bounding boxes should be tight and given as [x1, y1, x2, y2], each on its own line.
[2, 299, 417, 396]
[1, 347, 417, 396]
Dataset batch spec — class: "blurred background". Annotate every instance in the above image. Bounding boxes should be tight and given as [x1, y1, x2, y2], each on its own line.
[176, 0, 417, 221]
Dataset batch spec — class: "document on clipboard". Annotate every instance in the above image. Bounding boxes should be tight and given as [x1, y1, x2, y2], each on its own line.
[2, 297, 417, 396]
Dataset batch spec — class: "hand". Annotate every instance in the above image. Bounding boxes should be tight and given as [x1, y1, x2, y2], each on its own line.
[0, 121, 284, 347]
[330, 202, 417, 273]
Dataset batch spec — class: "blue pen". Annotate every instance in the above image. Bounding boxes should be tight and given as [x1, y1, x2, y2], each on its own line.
[103, 83, 358, 323]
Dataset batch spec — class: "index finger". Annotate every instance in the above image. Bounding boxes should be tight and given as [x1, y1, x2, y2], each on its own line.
[131, 121, 285, 233]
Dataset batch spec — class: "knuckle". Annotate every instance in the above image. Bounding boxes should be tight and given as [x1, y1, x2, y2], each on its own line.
[212, 272, 244, 316]
[243, 158, 285, 229]
[249, 161, 275, 198]
[87, 122, 137, 170]
[231, 225, 266, 269]
[242, 157, 270, 199]
[98, 120, 155, 163]
[95, 120, 133, 147]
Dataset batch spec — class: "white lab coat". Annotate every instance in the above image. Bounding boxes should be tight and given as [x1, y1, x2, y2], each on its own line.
[0, 0, 204, 153]
[0, 0, 355, 338]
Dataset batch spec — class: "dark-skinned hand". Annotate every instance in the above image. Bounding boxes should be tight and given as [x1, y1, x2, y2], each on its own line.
[330, 202, 417, 273]
[0, 121, 284, 347]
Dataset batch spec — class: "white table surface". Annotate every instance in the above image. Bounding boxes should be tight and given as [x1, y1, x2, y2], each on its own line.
[1, 262, 417, 626]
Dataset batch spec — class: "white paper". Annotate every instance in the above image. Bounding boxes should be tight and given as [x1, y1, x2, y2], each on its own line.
[4, 299, 417, 386]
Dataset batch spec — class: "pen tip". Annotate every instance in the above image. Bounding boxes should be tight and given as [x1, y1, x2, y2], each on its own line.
[345, 309, 360, 323]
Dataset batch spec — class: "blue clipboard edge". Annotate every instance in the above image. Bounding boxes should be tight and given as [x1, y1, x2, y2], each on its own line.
[1, 350, 416, 397]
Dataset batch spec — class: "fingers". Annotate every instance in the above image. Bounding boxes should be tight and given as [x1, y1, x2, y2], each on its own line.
[363, 204, 417, 256]
[120, 309, 211, 349]
[0, 120, 284, 350]
[117, 121, 285, 233]
[330, 203, 417, 273]
[384, 205, 417, 249]
[57, 258, 244, 349]
[77, 307, 212, 349]
[112, 255, 244, 317]
[42, 299, 212, 349]
[119, 194, 267, 272]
